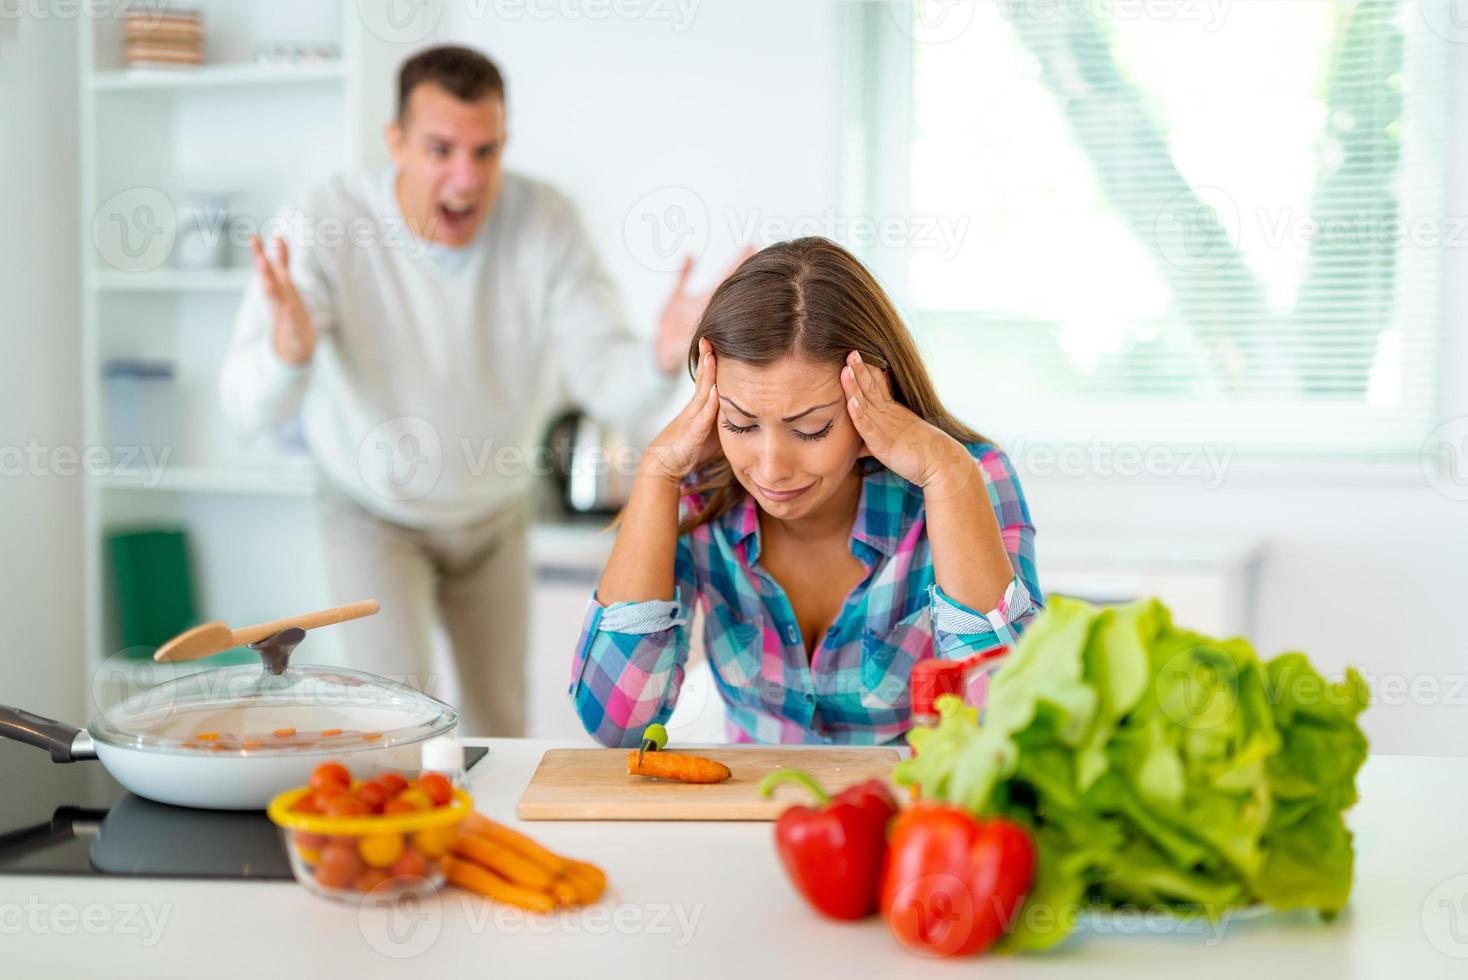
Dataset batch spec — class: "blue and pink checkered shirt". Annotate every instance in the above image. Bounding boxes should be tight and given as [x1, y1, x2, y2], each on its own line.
[569, 441, 1041, 746]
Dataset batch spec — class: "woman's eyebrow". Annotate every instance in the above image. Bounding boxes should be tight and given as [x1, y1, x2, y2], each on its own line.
[720, 396, 842, 423]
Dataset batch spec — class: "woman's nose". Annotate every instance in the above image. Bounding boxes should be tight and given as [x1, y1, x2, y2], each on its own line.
[754, 438, 797, 486]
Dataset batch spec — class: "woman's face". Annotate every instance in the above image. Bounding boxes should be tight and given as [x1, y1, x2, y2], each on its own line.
[713, 354, 865, 521]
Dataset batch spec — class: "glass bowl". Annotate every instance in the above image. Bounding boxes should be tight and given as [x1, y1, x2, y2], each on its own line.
[267, 784, 473, 902]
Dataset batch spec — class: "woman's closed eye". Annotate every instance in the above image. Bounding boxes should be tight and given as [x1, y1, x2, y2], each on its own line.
[720, 417, 833, 442]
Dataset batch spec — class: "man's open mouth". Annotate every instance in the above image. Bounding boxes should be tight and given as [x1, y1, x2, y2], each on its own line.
[436, 201, 479, 234]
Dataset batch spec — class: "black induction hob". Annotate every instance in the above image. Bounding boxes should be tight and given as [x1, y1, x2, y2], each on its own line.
[0, 741, 486, 880]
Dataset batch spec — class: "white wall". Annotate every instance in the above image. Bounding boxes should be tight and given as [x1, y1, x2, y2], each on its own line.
[0, 13, 83, 721]
[432, 0, 845, 347]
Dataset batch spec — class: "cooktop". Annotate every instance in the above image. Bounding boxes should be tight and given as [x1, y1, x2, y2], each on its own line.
[0, 740, 486, 880]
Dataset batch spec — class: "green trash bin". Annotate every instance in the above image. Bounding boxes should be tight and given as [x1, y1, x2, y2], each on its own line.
[107, 527, 196, 657]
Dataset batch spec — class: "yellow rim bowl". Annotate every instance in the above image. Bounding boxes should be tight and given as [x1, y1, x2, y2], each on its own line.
[268, 785, 473, 836]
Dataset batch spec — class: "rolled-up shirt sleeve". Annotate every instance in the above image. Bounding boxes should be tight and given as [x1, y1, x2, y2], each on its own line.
[929, 443, 1042, 657]
[930, 578, 1037, 655]
[569, 533, 697, 747]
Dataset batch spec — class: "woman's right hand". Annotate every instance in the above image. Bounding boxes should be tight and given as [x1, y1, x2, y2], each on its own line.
[641, 338, 720, 484]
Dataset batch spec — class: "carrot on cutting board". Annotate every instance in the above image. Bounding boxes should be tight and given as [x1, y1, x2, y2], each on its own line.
[626, 750, 732, 784]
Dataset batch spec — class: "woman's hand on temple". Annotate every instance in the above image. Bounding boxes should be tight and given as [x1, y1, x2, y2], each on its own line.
[841, 350, 970, 493]
[642, 338, 722, 484]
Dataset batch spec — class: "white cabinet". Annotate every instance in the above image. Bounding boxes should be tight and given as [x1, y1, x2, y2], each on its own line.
[527, 564, 602, 741]
[1040, 534, 1264, 638]
[78, 2, 394, 665]
[524, 524, 1266, 745]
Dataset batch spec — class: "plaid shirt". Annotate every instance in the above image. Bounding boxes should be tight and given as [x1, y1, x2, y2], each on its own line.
[569, 442, 1041, 746]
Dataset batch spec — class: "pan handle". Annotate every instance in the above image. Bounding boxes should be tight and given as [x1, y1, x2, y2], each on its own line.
[0, 705, 95, 762]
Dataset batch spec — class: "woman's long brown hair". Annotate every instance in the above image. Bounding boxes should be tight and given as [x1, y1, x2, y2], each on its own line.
[679, 237, 986, 534]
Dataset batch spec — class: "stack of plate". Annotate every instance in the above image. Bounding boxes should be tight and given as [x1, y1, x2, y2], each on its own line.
[123, 7, 204, 69]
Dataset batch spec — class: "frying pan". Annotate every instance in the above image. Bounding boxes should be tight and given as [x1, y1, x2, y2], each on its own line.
[0, 623, 457, 810]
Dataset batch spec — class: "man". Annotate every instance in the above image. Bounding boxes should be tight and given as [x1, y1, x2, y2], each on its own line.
[221, 46, 734, 736]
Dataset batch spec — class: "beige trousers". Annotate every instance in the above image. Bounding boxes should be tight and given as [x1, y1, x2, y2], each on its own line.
[317, 489, 531, 737]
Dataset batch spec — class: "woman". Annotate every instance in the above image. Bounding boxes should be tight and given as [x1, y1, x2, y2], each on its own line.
[569, 238, 1040, 746]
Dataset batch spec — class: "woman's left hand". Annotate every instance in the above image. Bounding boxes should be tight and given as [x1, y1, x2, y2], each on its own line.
[841, 351, 969, 491]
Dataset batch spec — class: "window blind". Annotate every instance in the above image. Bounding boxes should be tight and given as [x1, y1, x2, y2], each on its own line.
[850, 0, 1451, 456]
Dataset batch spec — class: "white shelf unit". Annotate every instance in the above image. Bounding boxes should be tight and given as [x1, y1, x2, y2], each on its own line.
[94, 269, 251, 292]
[97, 464, 321, 496]
[79, 2, 377, 666]
[89, 61, 347, 91]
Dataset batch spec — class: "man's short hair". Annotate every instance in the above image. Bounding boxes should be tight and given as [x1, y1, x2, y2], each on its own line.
[397, 45, 505, 121]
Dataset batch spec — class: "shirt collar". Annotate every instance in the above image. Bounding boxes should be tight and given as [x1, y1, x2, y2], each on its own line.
[720, 460, 916, 565]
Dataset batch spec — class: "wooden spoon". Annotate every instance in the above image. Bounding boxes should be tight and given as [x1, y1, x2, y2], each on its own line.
[153, 600, 380, 663]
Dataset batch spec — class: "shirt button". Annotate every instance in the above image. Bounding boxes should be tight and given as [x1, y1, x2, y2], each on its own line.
[803, 693, 815, 704]
[785, 623, 799, 644]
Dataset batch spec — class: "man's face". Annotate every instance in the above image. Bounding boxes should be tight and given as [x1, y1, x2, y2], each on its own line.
[387, 83, 507, 248]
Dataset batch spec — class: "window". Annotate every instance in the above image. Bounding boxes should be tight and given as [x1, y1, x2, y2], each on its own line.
[847, 0, 1451, 456]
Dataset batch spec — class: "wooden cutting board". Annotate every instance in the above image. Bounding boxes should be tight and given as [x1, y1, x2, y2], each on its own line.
[516, 747, 902, 821]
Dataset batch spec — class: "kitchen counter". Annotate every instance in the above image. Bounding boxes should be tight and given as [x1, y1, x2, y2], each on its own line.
[3, 740, 1464, 978]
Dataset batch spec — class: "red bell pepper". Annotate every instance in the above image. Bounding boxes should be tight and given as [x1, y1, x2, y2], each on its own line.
[759, 769, 899, 920]
[879, 803, 1035, 957]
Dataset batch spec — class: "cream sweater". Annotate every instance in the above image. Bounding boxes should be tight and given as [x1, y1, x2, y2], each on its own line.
[221, 169, 671, 528]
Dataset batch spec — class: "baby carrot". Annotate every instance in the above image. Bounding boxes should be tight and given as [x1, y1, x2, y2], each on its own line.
[442, 855, 555, 912]
[451, 835, 555, 891]
[550, 878, 580, 905]
[460, 813, 567, 875]
[560, 860, 607, 903]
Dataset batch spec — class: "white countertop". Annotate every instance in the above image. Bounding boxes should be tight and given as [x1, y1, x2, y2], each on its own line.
[4, 740, 1465, 978]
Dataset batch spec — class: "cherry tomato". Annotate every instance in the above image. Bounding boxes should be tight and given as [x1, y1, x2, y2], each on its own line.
[385, 789, 432, 813]
[355, 868, 392, 893]
[311, 785, 350, 812]
[388, 846, 428, 882]
[291, 793, 321, 815]
[411, 825, 457, 859]
[308, 762, 352, 793]
[314, 860, 353, 890]
[358, 833, 405, 869]
[314, 839, 363, 890]
[324, 794, 371, 818]
[375, 773, 409, 796]
[293, 831, 328, 850]
[355, 781, 389, 812]
[416, 773, 453, 807]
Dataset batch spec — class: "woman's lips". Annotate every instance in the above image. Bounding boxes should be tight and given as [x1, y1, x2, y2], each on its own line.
[755, 481, 814, 502]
